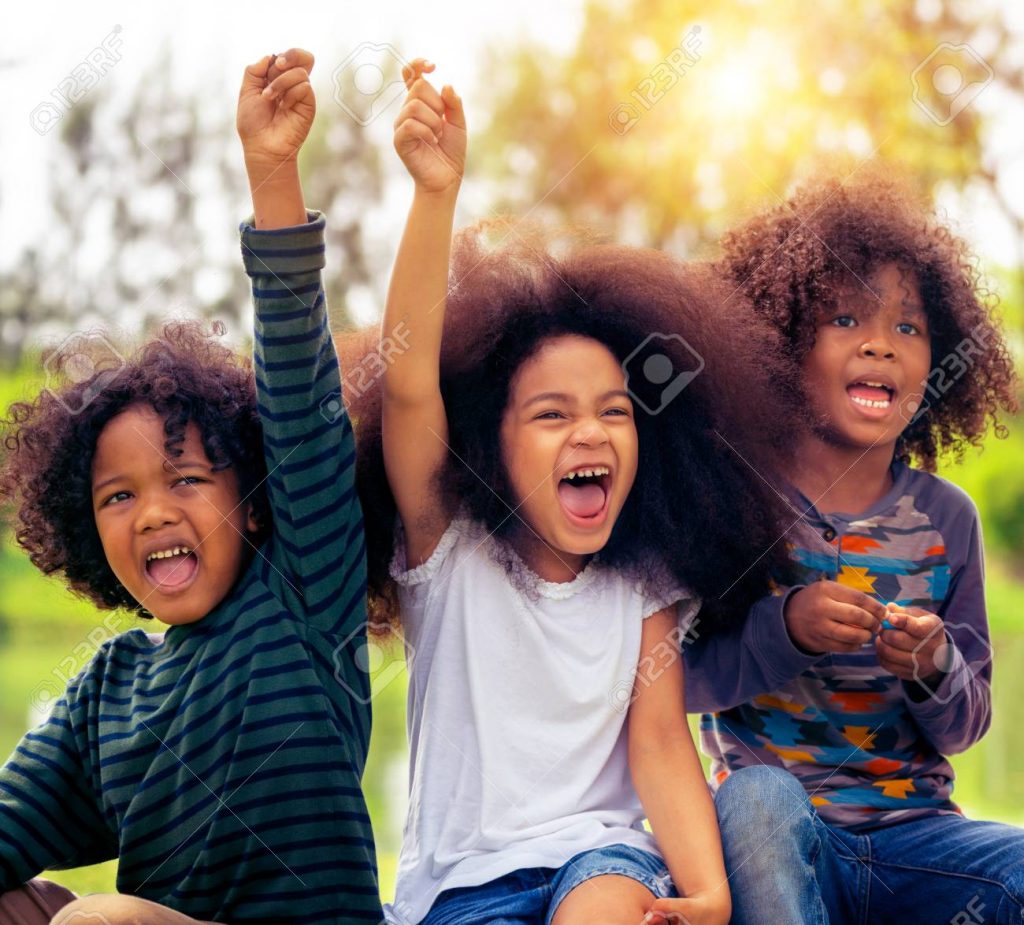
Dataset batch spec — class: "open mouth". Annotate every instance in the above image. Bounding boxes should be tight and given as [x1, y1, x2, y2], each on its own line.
[846, 379, 896, 412]
[143, 545, 199, 593]
[556, 466, 612, 526]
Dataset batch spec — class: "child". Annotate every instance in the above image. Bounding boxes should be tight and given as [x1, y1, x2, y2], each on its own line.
[0, 49, 383, 924]
[341, 60, 808, 925]
[683, 171, 1022, 924]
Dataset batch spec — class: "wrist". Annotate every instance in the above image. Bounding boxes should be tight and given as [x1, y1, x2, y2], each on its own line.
[244, 151, 299, 185]
[246, 164, 307, 231]
[412, 182, 461, 208]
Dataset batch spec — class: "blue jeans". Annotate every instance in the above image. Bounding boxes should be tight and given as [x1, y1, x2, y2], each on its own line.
[715, 765, 1024, 925]
[419, 843, 676, 925]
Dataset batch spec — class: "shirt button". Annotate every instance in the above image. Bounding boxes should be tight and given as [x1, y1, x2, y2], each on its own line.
[823, 526, 837, 542]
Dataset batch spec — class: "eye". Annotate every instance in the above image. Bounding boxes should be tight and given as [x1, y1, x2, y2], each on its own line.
[896, 321, 921, 336]
[176, 476, 207, 487]
[602, 407, 630, 417]
[102, 490, 131, 507]
[535, 411, 566, 421]
[831, 315, 857, 328]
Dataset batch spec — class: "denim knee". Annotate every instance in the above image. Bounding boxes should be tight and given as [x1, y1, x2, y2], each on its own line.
[715, 766, 817, 856]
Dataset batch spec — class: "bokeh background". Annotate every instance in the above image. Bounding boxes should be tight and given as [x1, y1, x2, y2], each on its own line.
[1, 0, 1022, 903]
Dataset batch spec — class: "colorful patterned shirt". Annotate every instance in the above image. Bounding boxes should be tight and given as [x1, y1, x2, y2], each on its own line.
[685, 460, 991, 831]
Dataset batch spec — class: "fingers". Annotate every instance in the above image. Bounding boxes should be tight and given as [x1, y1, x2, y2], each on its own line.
[878, 626, 920, 651]
[277, 76, 315, 115]
[240, 54, 274, 96]
[273, 48, 315, 77]
[886, 610, 941, 639]
[402, 57, 435, 89]
[824, 581, 887, 622]
[263, 67, 311, 103]
[394, 98, 444, 138]
[876, 635, 917, 671]
[824, 619, 873, 652]
[830, 602, 880, 632]
[394, 117, 438, 151]
[441, 84, 467, 130]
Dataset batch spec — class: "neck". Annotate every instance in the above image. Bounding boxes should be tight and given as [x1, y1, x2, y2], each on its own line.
[513, 530, 588, 584]
[790, 431, 897, 516]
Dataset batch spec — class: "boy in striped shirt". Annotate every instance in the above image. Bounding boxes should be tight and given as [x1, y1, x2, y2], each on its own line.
[0, 49, 382, 924]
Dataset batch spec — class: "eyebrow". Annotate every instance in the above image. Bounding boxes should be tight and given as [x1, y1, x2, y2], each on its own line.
[92, 458, 213, 495]
[522, 389, 632, 408]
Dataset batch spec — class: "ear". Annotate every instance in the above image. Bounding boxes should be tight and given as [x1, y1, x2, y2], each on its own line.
[244, 501, 260, 534]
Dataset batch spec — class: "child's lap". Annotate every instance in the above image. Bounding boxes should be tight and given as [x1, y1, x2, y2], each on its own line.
[420, 843, 674, 925]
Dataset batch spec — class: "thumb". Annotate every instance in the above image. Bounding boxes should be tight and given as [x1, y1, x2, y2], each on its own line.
[442, 84, 467, 130]
[240, 55, 273, 98]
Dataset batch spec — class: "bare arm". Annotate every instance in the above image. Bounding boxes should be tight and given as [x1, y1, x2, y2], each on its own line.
[382, 60, 466, 567]
[629, 606, 731, 925]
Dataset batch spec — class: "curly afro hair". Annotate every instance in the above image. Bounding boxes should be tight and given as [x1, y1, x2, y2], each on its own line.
[718, 167, 1019, 469]
[0, 320, 272, 615]
[339, 220, 808, 637]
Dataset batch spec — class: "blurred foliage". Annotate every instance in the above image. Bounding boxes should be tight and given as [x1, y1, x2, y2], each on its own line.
[0, 45, 386, 368]
[478, 0, 1024, 258]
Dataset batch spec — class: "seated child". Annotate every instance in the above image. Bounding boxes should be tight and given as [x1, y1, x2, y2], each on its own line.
[338, 59, 810, 925]
[0, 49, 382, 924]
[684, 169, 1021, 924]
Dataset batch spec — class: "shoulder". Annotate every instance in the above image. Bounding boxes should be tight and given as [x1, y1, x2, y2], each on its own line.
[389, 513, 485, 589]
[899, 464, 980, 524]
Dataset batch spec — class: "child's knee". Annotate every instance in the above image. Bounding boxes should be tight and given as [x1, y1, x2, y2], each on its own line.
[715, 765, 814, 849]
[50, 894, 148, 925]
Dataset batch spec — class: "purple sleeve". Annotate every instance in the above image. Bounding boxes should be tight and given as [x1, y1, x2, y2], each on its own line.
[683, 585, 822, 713]
[903, 490, 992, 755]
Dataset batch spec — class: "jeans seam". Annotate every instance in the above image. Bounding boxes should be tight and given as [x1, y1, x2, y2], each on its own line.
[859, 835, 872, 925]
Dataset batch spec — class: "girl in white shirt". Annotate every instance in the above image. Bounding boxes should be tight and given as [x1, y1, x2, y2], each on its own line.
[344, 59, 802, 925]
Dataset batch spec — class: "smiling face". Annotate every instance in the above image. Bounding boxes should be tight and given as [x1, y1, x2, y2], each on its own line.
[803, 262, 933, 453]
[498, 335, 639, 580]
[91, 404, 259, 625]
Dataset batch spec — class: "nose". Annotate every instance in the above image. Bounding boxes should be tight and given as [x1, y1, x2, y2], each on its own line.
[570, 417, 610, 448]
[857, 328, 896, 361]
[135, 491, 183, 534]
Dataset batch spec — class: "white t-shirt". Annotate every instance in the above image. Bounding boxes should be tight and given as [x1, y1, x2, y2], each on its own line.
[385, 516, 698, 925]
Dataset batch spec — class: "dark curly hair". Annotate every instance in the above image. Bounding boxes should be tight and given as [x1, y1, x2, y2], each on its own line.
[339, 220, 807, 637]
[0, 320, 272, 615]
[718, 166, 1019, 469]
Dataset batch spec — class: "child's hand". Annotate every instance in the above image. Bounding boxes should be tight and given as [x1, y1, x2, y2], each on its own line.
[237, 49, 316, 182]
[644, 889, 731, 925]
[876, 606, 946, 686]
[784, 580, 887, 655]
[393, 59, 466, 194]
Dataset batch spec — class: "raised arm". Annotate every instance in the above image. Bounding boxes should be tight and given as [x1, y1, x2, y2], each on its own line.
[383, 60, 466, 567]
[236, 50, 366, 634]
[628, 606, 731, 925]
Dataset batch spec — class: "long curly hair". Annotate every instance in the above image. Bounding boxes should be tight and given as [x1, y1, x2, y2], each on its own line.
[0, 320, 271, 615]
[718, 167, 1019, 468]
[339, 221, 808, 637]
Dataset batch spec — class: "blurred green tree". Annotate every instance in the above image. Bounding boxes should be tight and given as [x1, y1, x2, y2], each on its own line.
[478, 0, 1021, 260]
